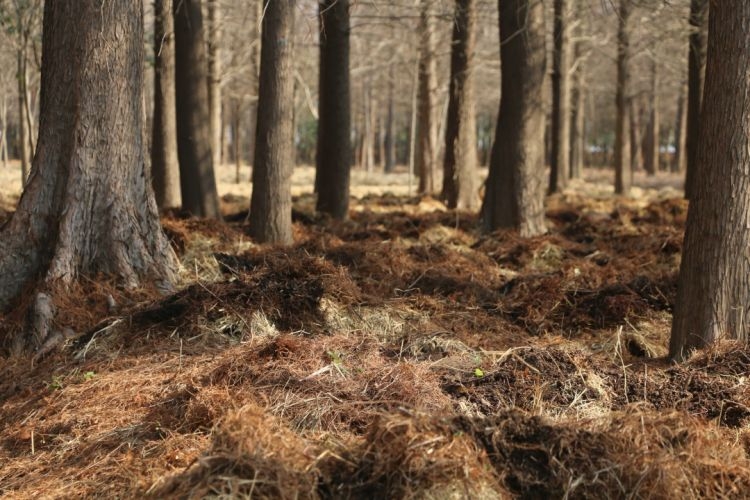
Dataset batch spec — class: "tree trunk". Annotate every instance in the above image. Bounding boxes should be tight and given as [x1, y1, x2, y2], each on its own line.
[0, 0, 177, 347]
[416, 0, 437, 195]
[0, 94, 7, 167]
[250, 0, 295, 245]
[642, 59, 659, 176]
[684, 0, 708, 200]
[673, 81, 688, 173]
[481, 0, 546, 236]
[442, 0, 478, 210]
[16, 49, 30, 184]
[669, 1, 750, 360]
[152, 0, 181, 210]
[613, 0, 631, 195]
[174, 0, 221, 219]
[315, 0, 351, 220]
[384, 72, 396, 173]
[549, 0, 570, 194]
[233, 103, 242, 184]
[207, 0, 222, 172]
[569, 41, 584, 180]
[629, 97, 643, 173]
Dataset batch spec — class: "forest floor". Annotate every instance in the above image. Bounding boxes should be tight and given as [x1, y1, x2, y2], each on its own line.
[3, 164, 750, 499]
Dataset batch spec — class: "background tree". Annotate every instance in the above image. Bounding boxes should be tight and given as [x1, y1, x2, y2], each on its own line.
[207, 0, 222, 171]
[442, 0, 478, 210]
[152, 0, 181, 210]
[249, 0, 295, 245]
[549, 0, 570, 194]
[0, 0, 177, 349]
[669, 0, 750, 360]
[613, 0, 631, 195]
[415, 0, 438, 195]
[482, 0, 546, 236]
[173, 0, 221, 218]
[315, 0, 351, 220]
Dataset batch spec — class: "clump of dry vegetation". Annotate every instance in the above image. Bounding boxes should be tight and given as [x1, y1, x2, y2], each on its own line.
[2, 185, 750, 499]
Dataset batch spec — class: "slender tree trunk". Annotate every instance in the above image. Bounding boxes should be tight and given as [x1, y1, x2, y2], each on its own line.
[152, 0, 181, 210]
[316, 0, 351, 220]
[442, 0, 478, 210]
[17, 49, 30, 184]
[684, 0, 708, 199]
[416, 0, 437, 194]
[384, 71, 396, 173]
[549, 0, 570, 194]
[614, 0, 631, 195]
[233, 103, 242, 184]
[669, 1, 750, 360]
[0, 0, 177, 346]
[629, 97, 642, 173]
[174, 0, 221, 218]
[673, 82, 687, 173]
[482, 0, 546, 236]
[207, 0, 222, 171]
[569, 41, 584, 179]
[250, 0, 295, 245]
[0, 94, 7, 167]
[642, 59, 659, 176]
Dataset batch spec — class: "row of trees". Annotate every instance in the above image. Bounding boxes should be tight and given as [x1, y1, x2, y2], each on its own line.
[0, 0, 747, 365]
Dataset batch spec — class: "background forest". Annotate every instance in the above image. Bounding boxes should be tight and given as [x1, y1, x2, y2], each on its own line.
[4, 0, 750, 499]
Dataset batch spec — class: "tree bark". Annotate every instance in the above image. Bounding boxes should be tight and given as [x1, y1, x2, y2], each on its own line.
[684, 0, 708, 200]
[442, 0, 478, 210]
[629, 97, 642, 173]
[250, 0, 295, 245]
[569, 40, 584, 180]
[481, 0, 546, 236]
[549, 0, 570, 194]
[16, 49, 30, 184]
[384, 71, 396, 173]
[416, 0, 437, 195]
[207, 0, 222, 172]
[669, 1, 750, 360]
[174, 0, 222, 219]
[0, 0, 177, 346]
[613, 0, 631, 195]
[152, 0, 181, 210]
[315, 0, 351, 220]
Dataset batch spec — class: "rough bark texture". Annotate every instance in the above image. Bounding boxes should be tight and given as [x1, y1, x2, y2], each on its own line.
[207, 0, 222, 172]
[174, 0, 221, 218]
[17, 49, 30, 184]
[416, 0, 437, 195]
[549, 0, 570, 194]
[315, 0, 351, 220]
[0, 0, 177, 343]
[613, 0, 631, 195]
[481, 0, 546, 236]
[642, 60, 659, 176]
[250, 0, 295, 245]
[569, 40, 584, 179]
[442, 0, 478, 210]
[629, 97, 642, 172]
[669, 1, 750, 361]
[152, 0, 181, 210]
[684, 0, 708, 200]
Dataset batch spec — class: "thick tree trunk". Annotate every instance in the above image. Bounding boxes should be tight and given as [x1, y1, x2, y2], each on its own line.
[569, 41, 584, 180]
[315, 0, 351, 220]
[152, 0, 181, 210]
[250, 0, 295, 245]
[207, 0, 222, 172]
[669, 1, 750, 360]
[673, 82, 687, 173]
[614, 0, 631, 195]
[174, 0, 222, 219]
[442, 0, 478, 210]
[549, 0, 570, 194]
[642, 60, 659, 176]
[684, 0, 708, 200]
[17, 49, 30, 184]
[0, 0, 177, 346]
[416, 0, 437, 195]
[481, 0, 546, 236]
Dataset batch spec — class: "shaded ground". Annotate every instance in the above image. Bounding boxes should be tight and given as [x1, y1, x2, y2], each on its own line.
[3, 171, 750, 499]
